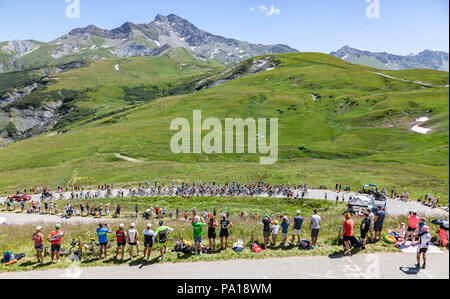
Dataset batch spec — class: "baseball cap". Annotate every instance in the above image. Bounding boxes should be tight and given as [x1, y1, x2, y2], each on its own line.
[55, 224, 61, 229]
[147, 223, 152, 228]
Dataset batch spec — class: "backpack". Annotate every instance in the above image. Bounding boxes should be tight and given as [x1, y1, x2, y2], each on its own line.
[349, 236, 363, 248]
[298, 239, 311, 250]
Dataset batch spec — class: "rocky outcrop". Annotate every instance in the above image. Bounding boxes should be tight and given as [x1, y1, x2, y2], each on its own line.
[0, 83, 40, 108]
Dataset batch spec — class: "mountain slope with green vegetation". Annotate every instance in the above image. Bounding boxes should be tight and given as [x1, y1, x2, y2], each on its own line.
[0, 52, 448, 203]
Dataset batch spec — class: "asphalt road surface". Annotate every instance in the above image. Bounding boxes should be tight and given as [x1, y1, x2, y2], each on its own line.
[0, 252, 447, 279]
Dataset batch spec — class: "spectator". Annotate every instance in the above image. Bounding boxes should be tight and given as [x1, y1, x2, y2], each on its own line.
[373, 205, 386, 242]
[291, 210, 303, 245]
[309, 209, 321, 248]
[343, 213, 355, 256]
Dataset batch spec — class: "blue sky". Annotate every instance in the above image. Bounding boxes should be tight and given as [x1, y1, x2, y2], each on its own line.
[0, 0, 448, 55]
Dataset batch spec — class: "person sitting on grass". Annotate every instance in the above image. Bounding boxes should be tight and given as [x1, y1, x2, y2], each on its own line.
[96, 223, 111, 259]
[32, 226, 45, 263]
[343, 213, 355, 256]
[192, 216, 206, 255]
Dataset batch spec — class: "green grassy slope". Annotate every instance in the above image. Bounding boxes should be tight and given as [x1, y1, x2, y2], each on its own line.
[0, 53, 448, 202]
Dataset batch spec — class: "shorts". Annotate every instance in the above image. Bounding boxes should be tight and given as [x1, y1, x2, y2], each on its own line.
[129, 242, 137, 246]
[282, 232, 288, 240]
[408, 226, 416, 232]
[99, 242, 108, 246]
[144, 240, 153, 248]
[292, 229, 302, 236]
[271, 234, 278, 242]
[263, 231, 271, 238]
[418, 247, 428, 253]
[117, 241, 126, 248]
[311, 229, 320, 238]
[208, 231, 216, 239]
[51, 244, 61, 252]
[374, 223, 383, 232]
[194, 236, 203, 243]
[343, 235, 352, 242]
[219, 230, 229, 238]
[361, 230, 369, 239]
[34, 245, 44, 250]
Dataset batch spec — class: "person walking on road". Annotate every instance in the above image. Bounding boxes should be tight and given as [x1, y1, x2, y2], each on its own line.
[416, 226, 432, 269]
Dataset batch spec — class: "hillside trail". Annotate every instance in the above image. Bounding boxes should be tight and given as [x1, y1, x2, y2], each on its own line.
[368, 71, 449, 88]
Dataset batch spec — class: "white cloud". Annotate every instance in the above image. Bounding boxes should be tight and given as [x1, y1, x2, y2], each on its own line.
[250, 5, 280, 16]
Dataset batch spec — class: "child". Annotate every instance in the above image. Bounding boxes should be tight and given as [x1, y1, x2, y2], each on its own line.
[271, 220, 281, 246]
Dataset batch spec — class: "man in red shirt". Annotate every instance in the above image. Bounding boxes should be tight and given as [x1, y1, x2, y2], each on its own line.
[343, 213, 355, 256]
[47, 224, 63, 263]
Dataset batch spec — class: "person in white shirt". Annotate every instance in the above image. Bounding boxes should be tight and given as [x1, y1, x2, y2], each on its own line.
[416, 226, 432, 269]
[309, 209, 321, 248]
[271, 221, 281, 246]
[127, 223, 140, 258]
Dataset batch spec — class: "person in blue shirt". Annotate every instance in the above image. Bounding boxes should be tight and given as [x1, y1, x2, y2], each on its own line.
[280, 216, 290, 247]
[96, 223, 111, 259]
[291, 210, 303, 245]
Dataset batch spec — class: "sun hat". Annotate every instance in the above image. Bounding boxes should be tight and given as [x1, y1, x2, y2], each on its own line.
[147, 223, 152, 228]
[36, 226, 42, 231]
[130, 223, 136, 227]
[296, 210, 301, 215]
[283, 216, 288, 220]
[119, 223, 125, 229]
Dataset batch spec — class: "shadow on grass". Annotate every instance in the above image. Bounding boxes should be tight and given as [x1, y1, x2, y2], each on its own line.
[128, 256, 162, 269]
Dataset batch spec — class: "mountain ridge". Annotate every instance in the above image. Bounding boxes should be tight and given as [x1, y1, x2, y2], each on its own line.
[331, 45, 449, 72]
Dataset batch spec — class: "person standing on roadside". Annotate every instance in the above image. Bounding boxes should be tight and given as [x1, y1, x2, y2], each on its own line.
[262, 214, 272, 249]
[32, 226, 45, 263]
[47, 224, 63, 263]
[309, 209, 321, 248]
[207, 216, 218, 251]
[280, 216, 290, 247]
[219, 215, 233, 250]
[155, 221, 173, 261]
[115, 224, 127, 260]
[143, 223, 155, 260]
[192, 216, 206, 255]
[342, 213, 355, 256]
[291, 210, 303, 245]
[96, 223, 111, 259]
[404, 210, 419, 246]
[360, 212, 371, 250]
[373, 205, 386, 242]
[127, 223, 140, 258]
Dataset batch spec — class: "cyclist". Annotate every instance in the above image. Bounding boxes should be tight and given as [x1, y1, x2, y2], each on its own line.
[143, 223, 155, 260]
[155, 221, 173, 261]
[115, 223, 127, 260]
[47, 224, 63, 263]
[96, 223, 111, 259]
[127, 223, 140, 258]
[219, 214, 233, 250]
